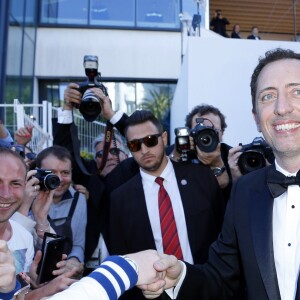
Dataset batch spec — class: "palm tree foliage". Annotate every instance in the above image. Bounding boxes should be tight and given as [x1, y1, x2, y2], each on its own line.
[139, 89, 172, 122]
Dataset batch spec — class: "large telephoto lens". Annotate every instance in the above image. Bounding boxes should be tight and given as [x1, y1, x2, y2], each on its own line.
[79, 90, 101, 122]
[238, 151, 266, 175]
[195, 128, 219, 152]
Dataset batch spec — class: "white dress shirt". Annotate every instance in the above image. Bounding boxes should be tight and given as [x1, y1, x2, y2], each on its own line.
[273, 162, 300, 300]
[140, 158, 194, 264]
[140, 158, 193, 299]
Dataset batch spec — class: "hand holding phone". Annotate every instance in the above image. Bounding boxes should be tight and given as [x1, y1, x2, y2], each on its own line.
[37, 232, 66, 284]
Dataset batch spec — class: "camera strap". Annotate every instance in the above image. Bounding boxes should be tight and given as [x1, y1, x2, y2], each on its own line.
[99, 121, 114, 172]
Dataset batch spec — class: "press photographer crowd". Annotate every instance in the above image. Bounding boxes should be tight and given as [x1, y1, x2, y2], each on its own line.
[2, 48, 300, 300]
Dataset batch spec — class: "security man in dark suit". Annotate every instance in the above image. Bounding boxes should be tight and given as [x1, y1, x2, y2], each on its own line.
[108, 110, 225, 300]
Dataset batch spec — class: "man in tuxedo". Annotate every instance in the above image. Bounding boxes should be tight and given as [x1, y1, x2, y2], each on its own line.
[108, 110, 225, 300]
[141, 48, 300, 299]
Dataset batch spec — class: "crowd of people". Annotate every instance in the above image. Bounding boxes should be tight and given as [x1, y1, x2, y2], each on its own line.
[1, 47, 300, 300]
[210, 9, 261, 40]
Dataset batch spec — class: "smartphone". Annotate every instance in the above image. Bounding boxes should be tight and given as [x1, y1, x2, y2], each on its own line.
[37, 232, 66, 284]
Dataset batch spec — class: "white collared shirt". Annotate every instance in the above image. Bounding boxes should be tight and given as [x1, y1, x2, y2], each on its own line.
[273, 162, 300, 300]
[140, 158, 194, 264]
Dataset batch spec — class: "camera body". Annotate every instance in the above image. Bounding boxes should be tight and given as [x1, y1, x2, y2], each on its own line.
[238, 137, 274, 175]
[34, 169, 60, 191]
[76, 55, 108, 122]
[174, 127, 191, 162]
[189, 118, 219, 153]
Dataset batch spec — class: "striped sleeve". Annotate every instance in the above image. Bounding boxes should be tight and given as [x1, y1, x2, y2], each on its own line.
[47, 255, 138, 300]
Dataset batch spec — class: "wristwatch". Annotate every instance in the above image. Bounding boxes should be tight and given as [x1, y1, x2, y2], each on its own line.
[211, 166, 226, 177]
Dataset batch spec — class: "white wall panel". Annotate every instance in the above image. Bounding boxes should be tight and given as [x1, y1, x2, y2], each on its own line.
[171, 36, 300, 146]
[35, 28, 181, 79]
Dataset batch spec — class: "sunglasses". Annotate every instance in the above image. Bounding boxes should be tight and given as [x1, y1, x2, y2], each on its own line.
[95, 147, 124, 158]
[127, 133, 162, 152]
[25, 152, 36, 160]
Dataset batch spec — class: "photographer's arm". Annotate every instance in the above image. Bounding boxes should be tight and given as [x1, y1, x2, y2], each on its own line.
[64, 83, 81, 111]
[14, 126, 33, 146]
[90, 87, 128, 136]
[196, 144, 230, 189]
[0, 121, 14, 144]
[227, 145, 243, 183]
[62, 83, 128, 135]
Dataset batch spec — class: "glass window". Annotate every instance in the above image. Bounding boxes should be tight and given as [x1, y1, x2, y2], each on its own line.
[39, 79, 175, 121]
[10, 0, 37, 25]
[136, 0, 180, 29]
[40, 0, 181, 30]
[39, 79, 175, 146]
[41, 0, 88, 25]
[90, 0, 134, 27]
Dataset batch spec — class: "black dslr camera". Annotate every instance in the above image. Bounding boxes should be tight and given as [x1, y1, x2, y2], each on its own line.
[238, 137, 274, 175]
[75, 55, 108, 122]
[190, 118, 219, 153]
[174, 127, 191, 162]
[34, 169, 60, 191]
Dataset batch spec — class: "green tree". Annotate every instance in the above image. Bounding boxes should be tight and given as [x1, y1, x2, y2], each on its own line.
[139, 90, 172, 122]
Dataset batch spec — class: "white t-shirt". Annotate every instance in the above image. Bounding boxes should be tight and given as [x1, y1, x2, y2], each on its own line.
[7, 219, 34, 273]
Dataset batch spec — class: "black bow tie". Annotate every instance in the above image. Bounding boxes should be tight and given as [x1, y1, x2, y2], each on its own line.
[267, 168, 300, 198]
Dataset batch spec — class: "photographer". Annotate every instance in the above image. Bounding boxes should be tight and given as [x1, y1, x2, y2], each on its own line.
[210, 9, 230, 38]
[55, 82, 129, 272]
[33, 146, 87, 278]
[171, 104, 239, 203]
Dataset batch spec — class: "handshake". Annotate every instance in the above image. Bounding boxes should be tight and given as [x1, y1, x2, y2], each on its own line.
[1, 243, 184, 300]
[127, 250, 183, 295]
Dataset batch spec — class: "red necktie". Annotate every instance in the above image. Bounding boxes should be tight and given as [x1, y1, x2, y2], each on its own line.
[155, 177, 183, 260]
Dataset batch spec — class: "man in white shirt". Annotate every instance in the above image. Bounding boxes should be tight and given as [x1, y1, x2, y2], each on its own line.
[141, 48, 300, 300]
[0, 147, 34, 274]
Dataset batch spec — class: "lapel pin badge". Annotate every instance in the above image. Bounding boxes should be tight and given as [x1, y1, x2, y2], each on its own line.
[181, 179, 187, 186]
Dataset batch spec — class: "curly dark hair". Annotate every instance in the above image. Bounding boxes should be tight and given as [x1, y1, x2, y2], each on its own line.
[251, 48, 300, 113]
[185, 104, 227, 132]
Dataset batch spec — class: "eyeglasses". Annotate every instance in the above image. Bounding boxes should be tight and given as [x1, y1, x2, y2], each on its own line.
[95, 147, 124, 158]
[127, 133, 162, 152]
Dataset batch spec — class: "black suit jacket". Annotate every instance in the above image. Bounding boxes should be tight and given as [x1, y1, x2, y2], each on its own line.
[247, 34, 261, 40]
[109, 161, 225, 300]
[231, 32, 241, 39]
[52, 113, 129, 262]
[177, 164, 300, 299]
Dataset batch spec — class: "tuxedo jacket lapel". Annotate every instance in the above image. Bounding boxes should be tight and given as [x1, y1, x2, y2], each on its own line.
[250, 168, 281, 300]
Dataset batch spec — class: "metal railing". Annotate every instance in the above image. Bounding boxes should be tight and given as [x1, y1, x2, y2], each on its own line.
[1, 100, 106, 155]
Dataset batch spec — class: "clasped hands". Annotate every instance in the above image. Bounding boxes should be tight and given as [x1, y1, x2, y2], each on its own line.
[128, 250, 184, 299]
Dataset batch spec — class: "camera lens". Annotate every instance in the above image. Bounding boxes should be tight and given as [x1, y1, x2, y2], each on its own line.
[238, 151, 266, 175]
[79, 90, 101, 122]
[195, 128, 219, 152]
[43, 174, 60, 190]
